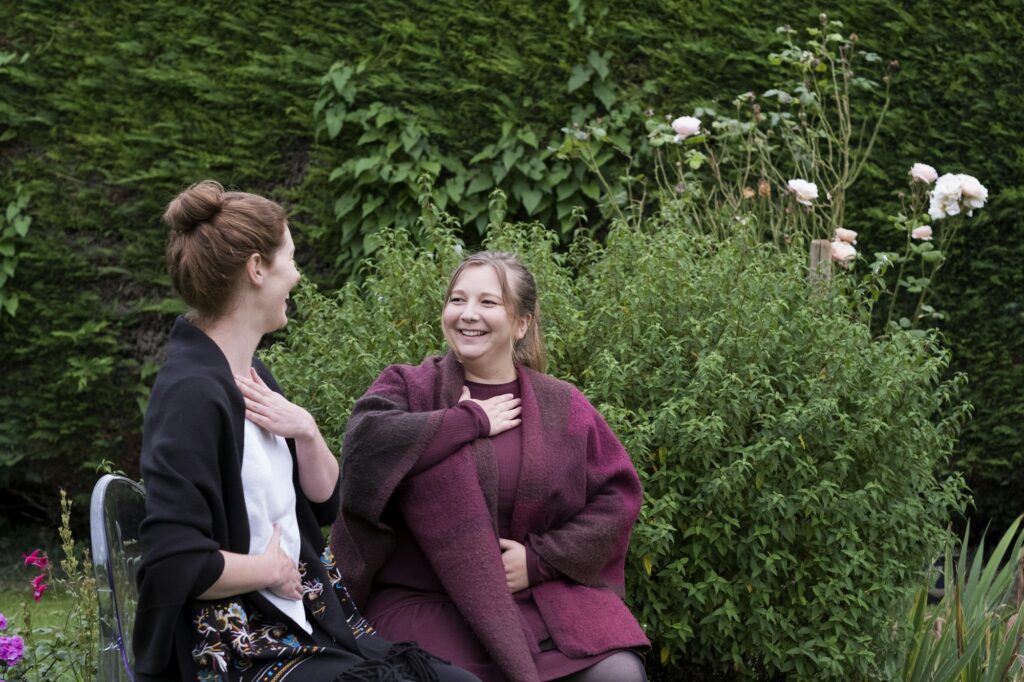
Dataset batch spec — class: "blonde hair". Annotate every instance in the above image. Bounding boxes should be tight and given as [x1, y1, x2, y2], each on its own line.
[164, 180, 286, 320]
[444, 251, 547, 372]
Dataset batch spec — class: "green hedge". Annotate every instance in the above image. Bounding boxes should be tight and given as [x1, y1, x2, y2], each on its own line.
[0, 1, 1019, 531]
[265, 211, 967, 678]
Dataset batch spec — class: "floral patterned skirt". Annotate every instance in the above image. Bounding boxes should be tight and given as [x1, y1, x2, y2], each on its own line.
[187, 549, 479, 682]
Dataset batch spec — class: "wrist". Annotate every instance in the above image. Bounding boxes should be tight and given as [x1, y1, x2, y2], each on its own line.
[292, 412, 319, 444]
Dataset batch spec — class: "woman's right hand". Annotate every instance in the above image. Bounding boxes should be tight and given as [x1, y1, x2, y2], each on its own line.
[460, 386, 522, 436]
[263, 525, 302, 600]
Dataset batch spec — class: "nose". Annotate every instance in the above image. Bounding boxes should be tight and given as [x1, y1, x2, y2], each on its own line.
[460, 302, 479, 320]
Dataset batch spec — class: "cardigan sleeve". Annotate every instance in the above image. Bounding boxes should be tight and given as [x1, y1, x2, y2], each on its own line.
[134, 375, 229, 675]
[526, 391, 642, 594]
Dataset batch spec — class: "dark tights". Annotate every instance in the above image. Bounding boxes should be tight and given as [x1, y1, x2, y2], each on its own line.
[555, 651, 646, 682]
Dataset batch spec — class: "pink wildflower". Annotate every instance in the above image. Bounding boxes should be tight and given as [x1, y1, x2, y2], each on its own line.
[0, 613, 6, 630]
[22, 549, 48, 571]
[30, 573, 48, 602]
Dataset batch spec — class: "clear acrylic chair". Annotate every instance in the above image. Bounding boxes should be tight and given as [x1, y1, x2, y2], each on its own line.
[90, 474, 146, 682]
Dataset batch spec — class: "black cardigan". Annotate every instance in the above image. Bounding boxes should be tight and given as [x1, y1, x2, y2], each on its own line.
[133, 317, 345, 680]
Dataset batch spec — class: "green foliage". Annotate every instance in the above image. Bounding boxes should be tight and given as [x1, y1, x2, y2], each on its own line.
[307, 54, 629, 269]
[0, 0, 1020, 539]
[0, 185, 31, 317]
[266, 206, 967, 678]
[890, 517, 1024, 681]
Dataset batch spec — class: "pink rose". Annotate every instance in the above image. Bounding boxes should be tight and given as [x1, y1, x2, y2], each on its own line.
[909, 163, 938, 184]
[834, 227, 858, 244]
[911, 225, 933, 241]
[671, 115, 701, 139]
[831, 240, 856, 265]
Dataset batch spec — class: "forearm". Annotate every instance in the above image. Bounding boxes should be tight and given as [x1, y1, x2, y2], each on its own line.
[196, 550, 272, 600]
[294, 429, 340, 503]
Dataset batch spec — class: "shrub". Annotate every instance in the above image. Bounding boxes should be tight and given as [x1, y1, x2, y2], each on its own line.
[265, 202, 967, 678]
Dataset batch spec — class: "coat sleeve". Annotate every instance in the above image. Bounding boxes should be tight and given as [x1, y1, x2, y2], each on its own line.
[527, 391, 643, 595]
[133, 375, 228, 675]
[330, 365, 449, 606]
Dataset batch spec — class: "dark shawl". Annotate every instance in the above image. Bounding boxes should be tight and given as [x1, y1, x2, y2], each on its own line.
[133, 317, 346, 681]
[332, 353, 649, 682]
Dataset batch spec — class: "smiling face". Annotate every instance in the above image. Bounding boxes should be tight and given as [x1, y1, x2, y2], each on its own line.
[442, 264, 528, 382]
[258, 224, 301, 333]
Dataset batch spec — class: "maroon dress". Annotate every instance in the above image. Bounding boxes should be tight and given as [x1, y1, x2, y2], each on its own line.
[364, 379, 613, 681]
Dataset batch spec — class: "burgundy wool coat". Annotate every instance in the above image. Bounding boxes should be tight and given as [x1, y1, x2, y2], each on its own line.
[331, 353, 650, 682]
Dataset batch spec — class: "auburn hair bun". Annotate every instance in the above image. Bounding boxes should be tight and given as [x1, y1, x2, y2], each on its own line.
[164, 180, 224, 233]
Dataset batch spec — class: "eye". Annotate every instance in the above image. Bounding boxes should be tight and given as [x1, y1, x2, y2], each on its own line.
[448, 295, 465, 304]
[482, 299, 499, 306]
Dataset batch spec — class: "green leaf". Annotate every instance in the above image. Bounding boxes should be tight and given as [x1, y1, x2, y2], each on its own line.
[330, 64, 354, 95]
[567, 64, 592, 93]
[333, 190, 361, 219]
[517, 129, 538, 149]
[593, 81, 616, 109]
[466, 172, 492, 196]
[521, 188, 543, 215]
[354, 156, 381, 177]
[12, 215, 30, 237]
[587, 49, 610, 80]
[324, 103, 345, 139]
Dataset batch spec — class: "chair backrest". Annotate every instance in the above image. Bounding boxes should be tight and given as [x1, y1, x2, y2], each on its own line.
[90, 474, 146, 682]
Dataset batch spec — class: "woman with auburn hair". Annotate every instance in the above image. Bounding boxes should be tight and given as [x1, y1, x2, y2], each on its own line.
[134, 180, 477, 682]
[332, 251, 649, 682]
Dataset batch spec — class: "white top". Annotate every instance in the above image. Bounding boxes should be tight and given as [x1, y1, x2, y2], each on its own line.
[241, 419, 312, 633]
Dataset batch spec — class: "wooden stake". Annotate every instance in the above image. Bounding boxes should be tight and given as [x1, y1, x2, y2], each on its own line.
[809, 239, 832, 291]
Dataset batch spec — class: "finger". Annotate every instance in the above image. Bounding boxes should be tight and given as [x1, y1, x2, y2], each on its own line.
[498, 538, 515, 551]
[460, 386, 471, 402]
[250, 367, 268, 387]
[267, 525, 282, 551]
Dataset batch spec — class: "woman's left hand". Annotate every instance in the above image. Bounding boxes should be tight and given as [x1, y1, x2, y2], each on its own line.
[498, 538, 528, 593]
[235, 368, 316, 441]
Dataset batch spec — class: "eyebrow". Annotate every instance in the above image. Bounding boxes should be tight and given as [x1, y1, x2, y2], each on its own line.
[450, 288, 503, 300]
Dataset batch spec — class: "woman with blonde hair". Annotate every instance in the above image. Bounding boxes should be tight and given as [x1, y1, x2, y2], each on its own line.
[133, 180, 477, 682]
[333, 251, 649, 681]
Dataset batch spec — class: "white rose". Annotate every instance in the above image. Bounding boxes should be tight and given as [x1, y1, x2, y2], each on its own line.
[787, 179, 818, 206]
[671, 116, 702, 139]
[909, 163, 938, 184]
[928, 173, 962, 220]
[957, 173, 988, 215]
[834, 227, 858, 244]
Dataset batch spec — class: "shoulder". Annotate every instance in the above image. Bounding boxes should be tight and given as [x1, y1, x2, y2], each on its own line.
[369, 355, 446, 391]
[521, 366, 582, 404]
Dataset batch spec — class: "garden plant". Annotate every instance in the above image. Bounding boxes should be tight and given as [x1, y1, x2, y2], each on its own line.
[1, 6, 1021, 680]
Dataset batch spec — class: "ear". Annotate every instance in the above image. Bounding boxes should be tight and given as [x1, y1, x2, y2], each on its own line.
[245, 252, 264, 286]
[515, 313, 531, 341]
